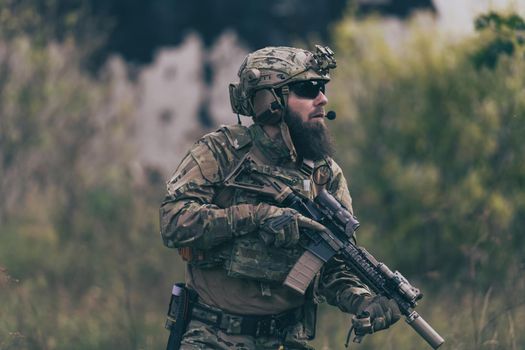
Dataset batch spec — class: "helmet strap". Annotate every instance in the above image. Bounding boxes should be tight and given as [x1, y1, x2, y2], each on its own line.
[280, 85, 290, 111]
[276, 85, 297, 161]
[279, 117, 297, 162]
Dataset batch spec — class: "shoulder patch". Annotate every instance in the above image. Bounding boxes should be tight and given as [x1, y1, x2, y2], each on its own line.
[190, 141, 221, 183]
[218, 124, 252, 150]
[312, 158, 333, 186]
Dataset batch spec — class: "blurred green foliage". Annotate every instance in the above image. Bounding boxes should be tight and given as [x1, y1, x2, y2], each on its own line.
[473, 11, 525, 68]
[0, 3, 178, 349]
[1, 3, 524, 350]
[319, 12, 525, 350]
[0, 0, 110, 70]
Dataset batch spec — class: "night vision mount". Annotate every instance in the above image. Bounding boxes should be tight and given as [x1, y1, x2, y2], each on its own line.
[311, 45, 337, 75]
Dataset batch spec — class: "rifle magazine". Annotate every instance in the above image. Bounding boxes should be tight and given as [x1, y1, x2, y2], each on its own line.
[284, 250, 324, 294]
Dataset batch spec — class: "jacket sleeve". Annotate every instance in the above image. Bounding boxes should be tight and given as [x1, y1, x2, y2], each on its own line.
[159, 140, 259, 250]
[317, 159, 372, 313]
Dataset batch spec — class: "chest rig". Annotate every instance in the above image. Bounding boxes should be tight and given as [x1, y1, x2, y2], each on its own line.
[186, 124, 333, 285]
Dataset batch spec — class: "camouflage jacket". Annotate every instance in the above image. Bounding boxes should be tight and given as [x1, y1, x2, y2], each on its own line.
[160, 123, 370, 316]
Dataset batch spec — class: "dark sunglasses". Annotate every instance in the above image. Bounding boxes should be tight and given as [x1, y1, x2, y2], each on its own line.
[289, 80, 326, 99]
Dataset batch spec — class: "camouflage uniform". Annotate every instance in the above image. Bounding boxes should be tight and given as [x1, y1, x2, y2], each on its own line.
[160, 122, 371, 349]
[160, 45, 375, 349]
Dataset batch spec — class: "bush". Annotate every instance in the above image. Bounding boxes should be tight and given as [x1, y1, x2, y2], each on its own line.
[0, 3, 180, 349]
[312, 12, 525, 349]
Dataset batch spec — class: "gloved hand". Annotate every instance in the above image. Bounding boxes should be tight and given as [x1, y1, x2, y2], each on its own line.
[253, 203, 328, 248]
[352, 295, 401, 334]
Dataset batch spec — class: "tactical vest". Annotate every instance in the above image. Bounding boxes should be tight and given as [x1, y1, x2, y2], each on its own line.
[183, 124, 333, 284]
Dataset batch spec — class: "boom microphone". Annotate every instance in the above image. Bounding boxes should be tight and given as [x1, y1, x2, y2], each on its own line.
[326, 111, 336, 120]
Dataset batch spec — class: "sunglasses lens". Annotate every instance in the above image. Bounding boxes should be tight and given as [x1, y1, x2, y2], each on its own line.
[291, 81, 326, 99]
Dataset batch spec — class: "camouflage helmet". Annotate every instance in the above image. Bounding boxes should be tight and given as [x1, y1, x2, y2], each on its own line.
[229, 45, 336, 119]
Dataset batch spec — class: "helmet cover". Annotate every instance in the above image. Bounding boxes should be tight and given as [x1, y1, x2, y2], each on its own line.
[229, 45, 336, 117]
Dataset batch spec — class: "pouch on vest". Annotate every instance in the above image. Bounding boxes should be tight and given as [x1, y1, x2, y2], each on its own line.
[226, 237, 303, 283]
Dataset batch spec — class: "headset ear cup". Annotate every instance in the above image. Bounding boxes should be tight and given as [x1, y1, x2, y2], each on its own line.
[229, 83, 255, 116]
[229, 83, 241, 114]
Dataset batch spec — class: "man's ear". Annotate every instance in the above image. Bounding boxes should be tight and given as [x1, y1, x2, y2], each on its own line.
[253, 89, 283, 124]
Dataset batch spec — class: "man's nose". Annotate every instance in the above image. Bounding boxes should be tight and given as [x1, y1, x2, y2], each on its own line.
[314, 91, 328, 106]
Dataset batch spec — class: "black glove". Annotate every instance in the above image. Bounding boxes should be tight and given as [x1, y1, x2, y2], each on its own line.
[255, 204, 328, 248]
[257, 206, 301, 248]
[353, 295, 401, 333]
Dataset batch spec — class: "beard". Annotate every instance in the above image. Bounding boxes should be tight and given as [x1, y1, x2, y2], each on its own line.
[284, 110, 335, 161]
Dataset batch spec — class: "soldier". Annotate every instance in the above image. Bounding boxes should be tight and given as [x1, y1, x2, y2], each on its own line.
[160, 46, 400, 350]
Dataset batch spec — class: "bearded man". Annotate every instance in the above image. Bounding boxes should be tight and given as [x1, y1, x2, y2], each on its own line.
[159, 46, 400, 350]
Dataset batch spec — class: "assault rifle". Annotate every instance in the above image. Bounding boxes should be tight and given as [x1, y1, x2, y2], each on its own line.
[223, 152, 445, 349]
